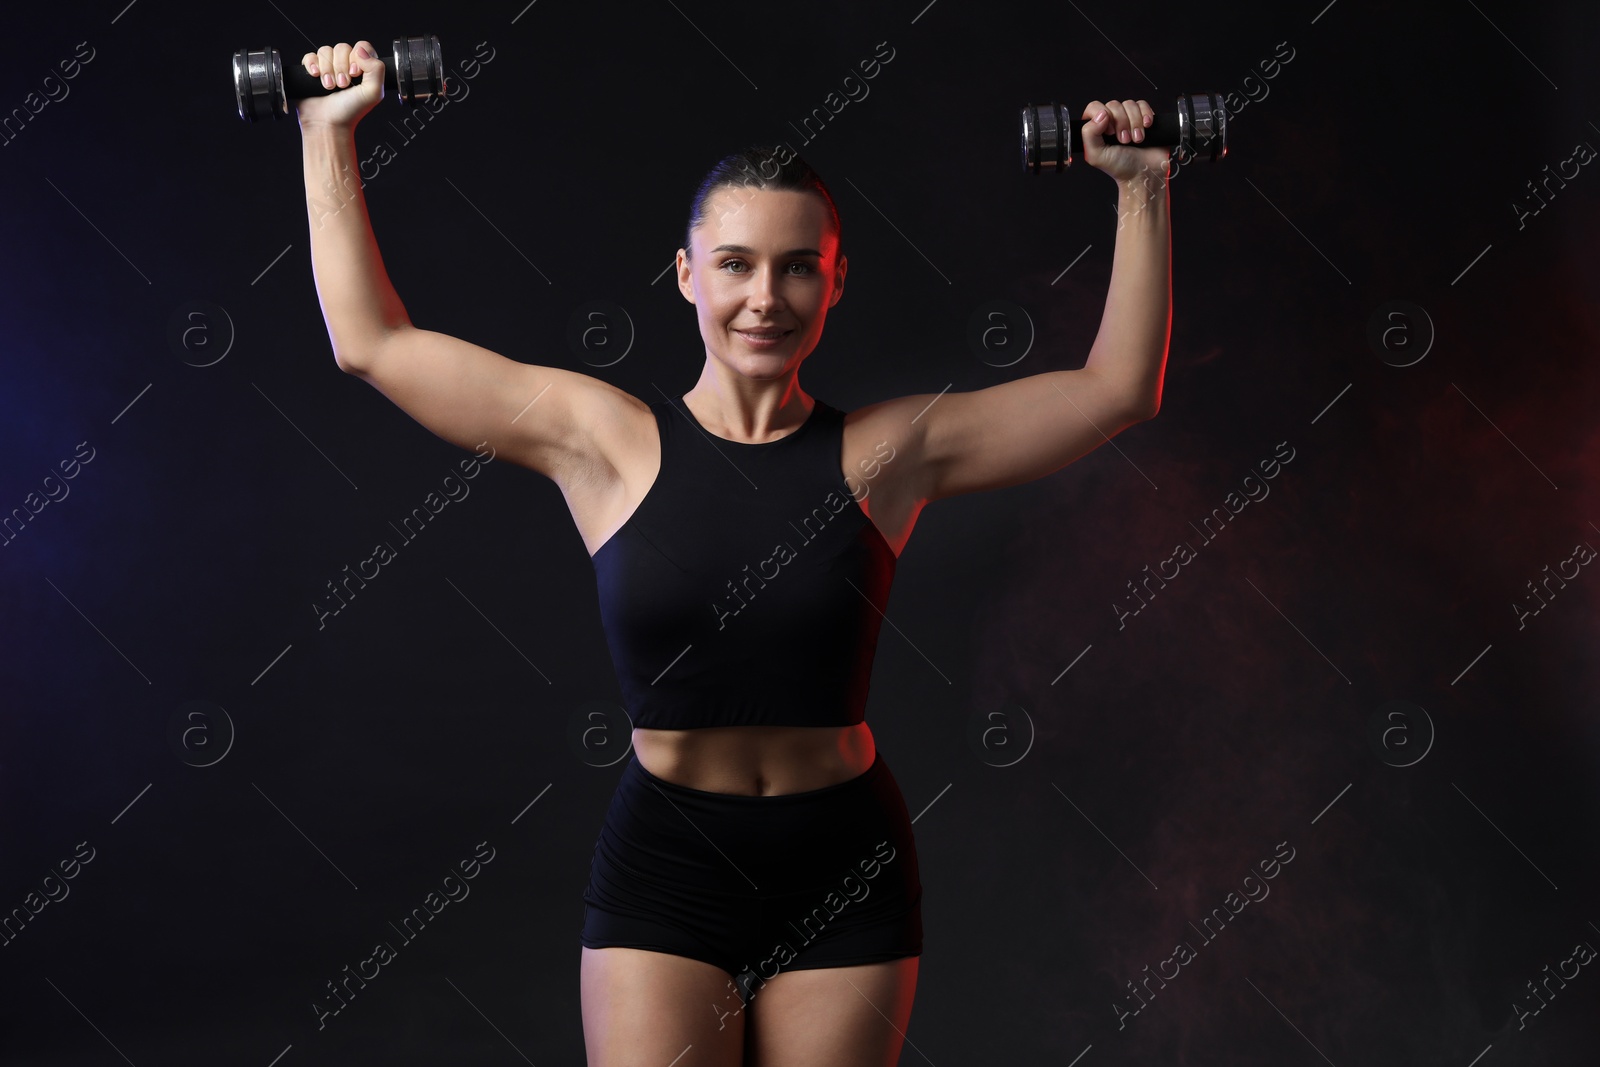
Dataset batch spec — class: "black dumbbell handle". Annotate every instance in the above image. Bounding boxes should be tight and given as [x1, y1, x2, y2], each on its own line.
[1093, 107, 1184, 146]
[282, 49, 388, 99]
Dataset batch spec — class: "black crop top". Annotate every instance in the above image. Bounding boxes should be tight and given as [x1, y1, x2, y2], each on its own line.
[591, 394, 896, 730]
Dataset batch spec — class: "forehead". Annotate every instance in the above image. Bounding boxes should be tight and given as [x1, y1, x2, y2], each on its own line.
[695, 186, 835, 251]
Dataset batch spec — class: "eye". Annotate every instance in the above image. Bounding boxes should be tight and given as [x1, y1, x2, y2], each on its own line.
[717, 259, 818, 276]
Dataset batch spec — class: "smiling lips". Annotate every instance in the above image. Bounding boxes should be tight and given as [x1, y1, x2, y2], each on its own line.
[736, 327, 791, 347]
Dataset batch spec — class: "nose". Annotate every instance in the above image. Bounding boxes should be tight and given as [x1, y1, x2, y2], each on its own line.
[747, 265, 786, 313]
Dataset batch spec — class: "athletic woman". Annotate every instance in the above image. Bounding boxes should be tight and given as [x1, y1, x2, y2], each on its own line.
[296, 39, 1170, 1067]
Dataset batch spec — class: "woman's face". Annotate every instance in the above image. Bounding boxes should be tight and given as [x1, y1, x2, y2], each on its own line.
[676, 186, 846, 379]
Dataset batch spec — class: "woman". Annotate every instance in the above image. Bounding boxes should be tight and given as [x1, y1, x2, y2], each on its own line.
[297, 39, 1170, 1067]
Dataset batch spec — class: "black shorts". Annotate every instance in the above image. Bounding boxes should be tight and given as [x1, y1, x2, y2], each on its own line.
[580, 748, 922, 1005]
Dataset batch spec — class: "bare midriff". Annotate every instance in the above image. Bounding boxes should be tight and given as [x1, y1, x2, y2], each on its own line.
[631, 723, 876, 796]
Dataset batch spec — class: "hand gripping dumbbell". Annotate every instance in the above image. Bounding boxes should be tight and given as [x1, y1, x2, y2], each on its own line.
[1020, 92, 1228, 171]
[233, 33, 447, 122]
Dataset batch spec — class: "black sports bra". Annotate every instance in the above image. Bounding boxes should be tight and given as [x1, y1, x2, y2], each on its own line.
[591, 394, 896, 730]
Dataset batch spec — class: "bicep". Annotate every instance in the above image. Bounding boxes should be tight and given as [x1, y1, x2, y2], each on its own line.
[343, 325, 616, 476]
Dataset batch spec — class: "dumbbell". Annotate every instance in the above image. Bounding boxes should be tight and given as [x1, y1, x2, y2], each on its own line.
[1020, 91, 1228, 171]
[233, 33, 447, 122]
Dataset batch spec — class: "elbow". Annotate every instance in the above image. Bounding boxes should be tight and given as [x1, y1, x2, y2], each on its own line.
[333, 348, 373, 376]
[1137, 385, 1164, 420]
[333, 324, 407, 376]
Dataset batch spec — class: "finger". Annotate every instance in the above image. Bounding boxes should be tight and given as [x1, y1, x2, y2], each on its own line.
[1134, 99, 1154, 142]
[1103, 99, 1130, 143]
[1080, 101, 1109, 158]
[301, 51, 317, 76]
[1118, 99, 1138, 143]
[316, 45, 336, 89]
[1120, 100, 1142, 143]
[351, 40, 382, 77]
[332, 43, 353, 88]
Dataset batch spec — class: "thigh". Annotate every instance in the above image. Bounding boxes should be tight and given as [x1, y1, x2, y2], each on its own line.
[580, 946, 746, 1067]
[744, 956, 920, 1067]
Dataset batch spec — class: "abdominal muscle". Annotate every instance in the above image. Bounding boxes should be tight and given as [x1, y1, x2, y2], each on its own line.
[631, 722, 876, 796]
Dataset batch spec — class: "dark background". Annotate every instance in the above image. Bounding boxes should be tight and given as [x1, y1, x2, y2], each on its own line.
[3, 1, 1598, 1064]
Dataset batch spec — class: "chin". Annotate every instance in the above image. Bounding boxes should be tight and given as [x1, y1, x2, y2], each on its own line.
[713, 351, 794, 378]
[737, 359, 792, 378]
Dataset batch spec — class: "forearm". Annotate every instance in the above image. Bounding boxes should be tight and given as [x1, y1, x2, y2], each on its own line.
[1084, 170, 1171, 416]
[300, 121, 411, 368]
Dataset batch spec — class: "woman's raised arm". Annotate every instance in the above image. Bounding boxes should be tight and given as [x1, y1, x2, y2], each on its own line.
[296, 40, 618, 479]
[887, 98, 1171, 505]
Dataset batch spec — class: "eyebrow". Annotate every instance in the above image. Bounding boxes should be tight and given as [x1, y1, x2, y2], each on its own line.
[709, 244, 824, 257]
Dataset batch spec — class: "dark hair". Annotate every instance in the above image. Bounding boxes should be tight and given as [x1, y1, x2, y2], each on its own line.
[682, 145, 841, 258]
